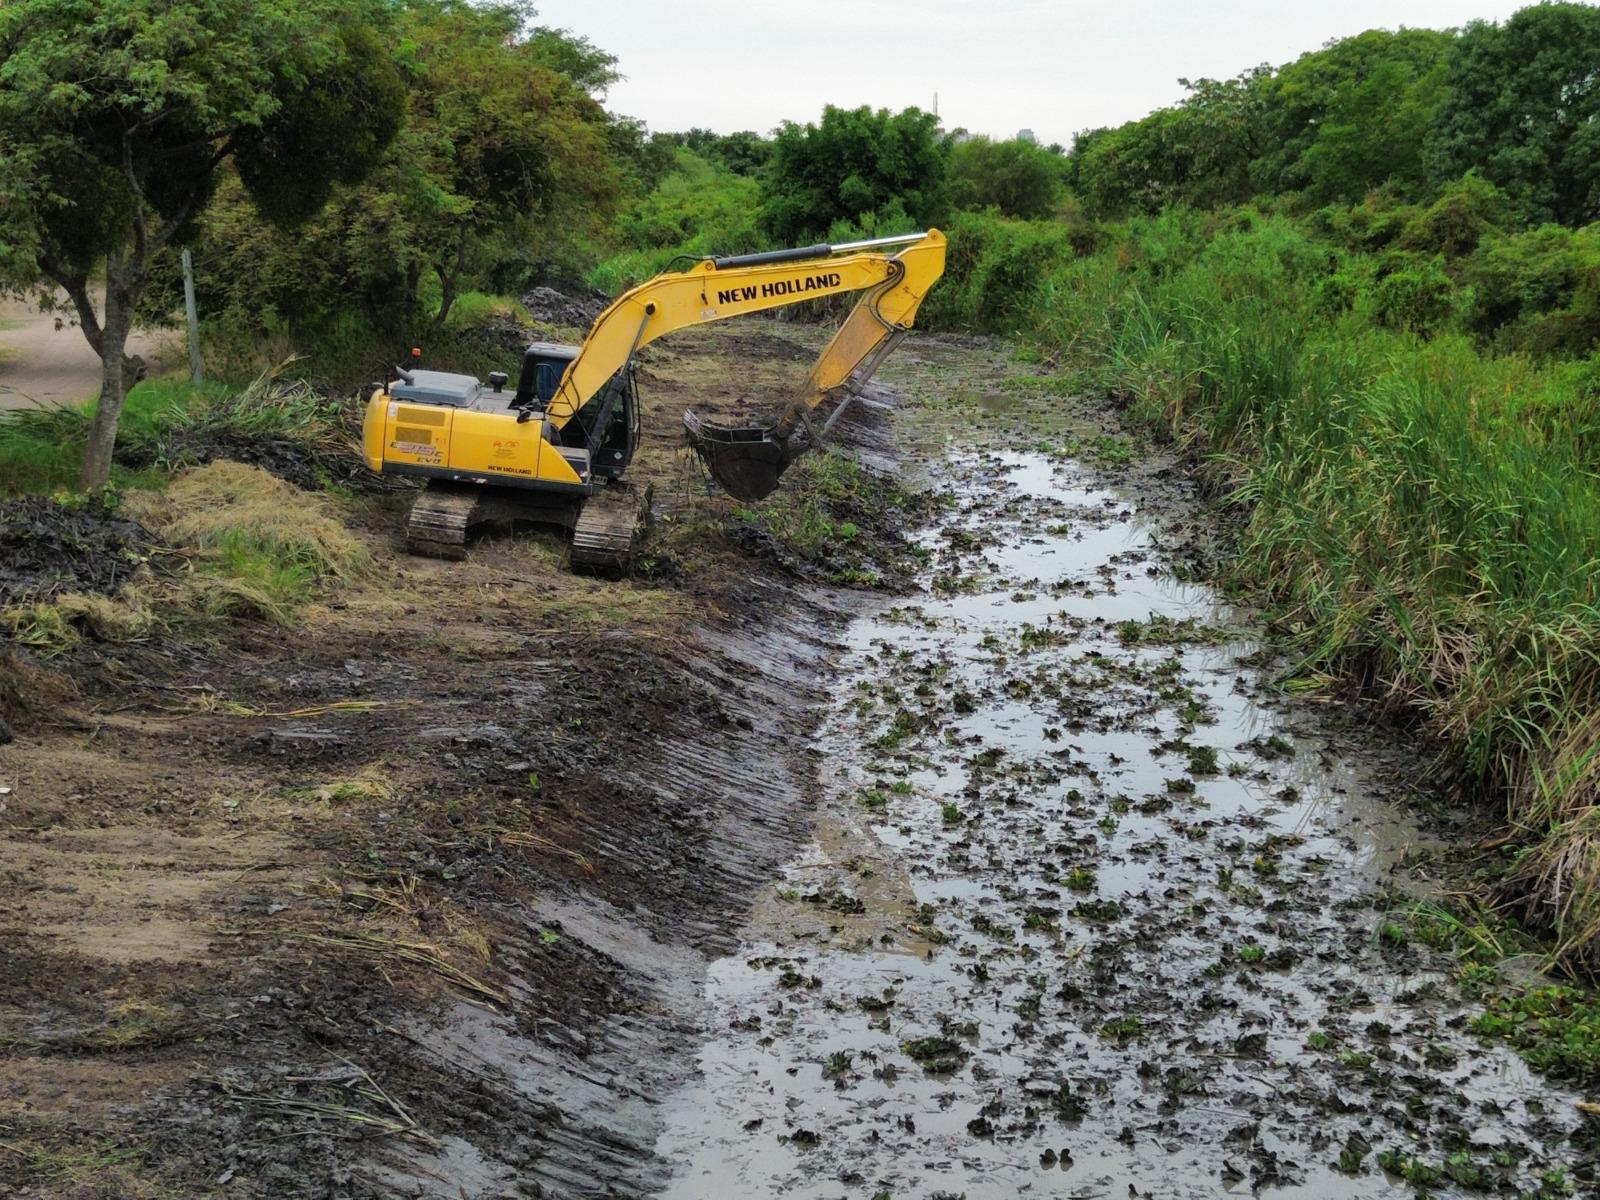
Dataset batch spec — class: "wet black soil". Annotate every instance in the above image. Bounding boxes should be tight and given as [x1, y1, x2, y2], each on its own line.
[0, 496, 159, 605]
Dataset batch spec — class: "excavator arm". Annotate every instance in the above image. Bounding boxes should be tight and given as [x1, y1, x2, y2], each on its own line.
[546, 230, 946, 499]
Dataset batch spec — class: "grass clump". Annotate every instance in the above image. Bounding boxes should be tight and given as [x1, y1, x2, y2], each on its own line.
[129, 460, 367, 619]
[0, 377, 218, 495]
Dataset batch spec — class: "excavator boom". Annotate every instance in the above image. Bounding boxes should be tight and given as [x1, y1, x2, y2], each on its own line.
[548, 231, 946, 498]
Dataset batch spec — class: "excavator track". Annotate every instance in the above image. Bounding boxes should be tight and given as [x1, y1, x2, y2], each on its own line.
[405, 483, 481, 560]
[570, 481, 651, 574]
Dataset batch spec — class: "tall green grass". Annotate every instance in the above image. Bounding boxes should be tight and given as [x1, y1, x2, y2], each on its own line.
[938, 208, 1600, 972]
[0, 378, 228, 494]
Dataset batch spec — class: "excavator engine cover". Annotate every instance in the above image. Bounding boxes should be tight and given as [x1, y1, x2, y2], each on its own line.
[683, 411, 798, 502]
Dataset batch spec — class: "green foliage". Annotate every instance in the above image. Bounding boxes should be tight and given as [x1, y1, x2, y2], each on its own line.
[921, 210, 1095, 333]
[0, 0, 401, 278]
[663, 128, 772, 177]
[586, 149, 764, 292]
[1258, 28, 1453, 202]
[949, 136, 1064, 220]
[0, 378, 218, 494]
[1368, 252, 1459, 336]
[391, 0, 619, 325]
[1425, 3, 1600, 227]
[1064, 12, 1600, 229]
[1462, 223, 1600, 357]
[1471, 985, 1600, 1085]
[761, 105, 949, 244]
[166, 1, 620, 347]
[0, 0, 406, 487]
[1399, 173, 1510, 256]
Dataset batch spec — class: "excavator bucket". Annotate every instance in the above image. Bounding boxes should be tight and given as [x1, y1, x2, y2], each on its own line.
[683, 411, 801, 502]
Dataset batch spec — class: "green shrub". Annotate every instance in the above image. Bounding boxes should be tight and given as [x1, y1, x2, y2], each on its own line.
[1369, 252, 1461, 335]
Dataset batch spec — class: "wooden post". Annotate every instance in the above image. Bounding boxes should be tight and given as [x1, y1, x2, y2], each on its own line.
[181, 248, 203, 386]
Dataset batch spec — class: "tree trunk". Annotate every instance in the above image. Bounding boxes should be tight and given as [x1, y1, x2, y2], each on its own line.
[430, 269, 458, 335]
[79, 251, 135, 491]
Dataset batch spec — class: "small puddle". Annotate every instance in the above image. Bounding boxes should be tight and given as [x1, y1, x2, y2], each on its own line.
[652, 445, 1589, 1198]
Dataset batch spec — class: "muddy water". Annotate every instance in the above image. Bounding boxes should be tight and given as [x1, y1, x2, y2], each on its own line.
[652, 442, 1590, 1197]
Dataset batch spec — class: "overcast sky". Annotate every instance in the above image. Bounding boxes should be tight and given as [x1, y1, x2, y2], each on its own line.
[532, 0, 1531, 146]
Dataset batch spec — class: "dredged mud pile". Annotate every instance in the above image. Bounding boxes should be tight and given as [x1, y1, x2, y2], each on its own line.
[650, 371, 1598, 1196]
[0, 496, 158, 605]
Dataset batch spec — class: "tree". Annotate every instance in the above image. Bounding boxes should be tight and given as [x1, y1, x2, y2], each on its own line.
[390, 1, 621, 330]
[949, 136, 1063, 219]
[760, 106, 949, 244]
[1065, 69, 1270, 216]
[1256, 28, 1453, 201]
[1426, 3, 1600, 227]
[167, 4, 624, 342]
[0, 0, 404, 488]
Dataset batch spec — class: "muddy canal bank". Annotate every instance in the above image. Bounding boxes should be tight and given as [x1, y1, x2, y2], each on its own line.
[1, 323, 1595, 1199]
[651, 340, 1599, 1198]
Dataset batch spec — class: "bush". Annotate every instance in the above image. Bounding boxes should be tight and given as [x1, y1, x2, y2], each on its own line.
[1400, 173, 1510, 256]
[1463, 224, 1600, 356]
[920, 211, 1088, 334]
[948, 136, 1064, 220]
[1369, 252, 1461, 335]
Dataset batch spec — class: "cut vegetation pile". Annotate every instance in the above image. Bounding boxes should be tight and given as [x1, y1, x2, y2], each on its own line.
[143, 376, 369, 493]
[0, 462, 366, 654]
[129, 461, 369, 621]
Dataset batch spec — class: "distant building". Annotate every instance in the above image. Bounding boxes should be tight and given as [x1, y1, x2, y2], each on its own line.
[1017, 128, 1038, 144]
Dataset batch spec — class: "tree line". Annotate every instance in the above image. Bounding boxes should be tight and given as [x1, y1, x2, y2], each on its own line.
[1064, 3, 1600, 226]
[4, 0, 1595, 487]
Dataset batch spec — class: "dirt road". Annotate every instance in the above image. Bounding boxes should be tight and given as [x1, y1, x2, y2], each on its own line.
[0, 296, 168, 410]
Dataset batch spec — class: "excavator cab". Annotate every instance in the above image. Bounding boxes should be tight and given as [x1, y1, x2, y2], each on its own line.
[513, 342, 639, 479]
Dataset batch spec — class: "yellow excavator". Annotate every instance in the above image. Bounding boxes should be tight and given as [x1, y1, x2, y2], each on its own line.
[361, 230, 946, 570]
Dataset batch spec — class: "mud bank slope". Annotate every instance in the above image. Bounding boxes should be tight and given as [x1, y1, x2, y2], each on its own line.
[0, 322, 897, 1198]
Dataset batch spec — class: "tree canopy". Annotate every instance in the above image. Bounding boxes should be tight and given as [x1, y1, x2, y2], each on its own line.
[1425, 3, 1600, 226]
[1063, 10, 1600, 225]
[948, 136, 1064, 220]
[142, 4, 623, 351]
[0, 0, 405, 486]
[760, 105, 949, 244]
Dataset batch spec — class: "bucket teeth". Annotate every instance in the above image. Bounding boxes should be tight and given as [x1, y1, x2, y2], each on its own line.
[683, 411, 799, 502]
